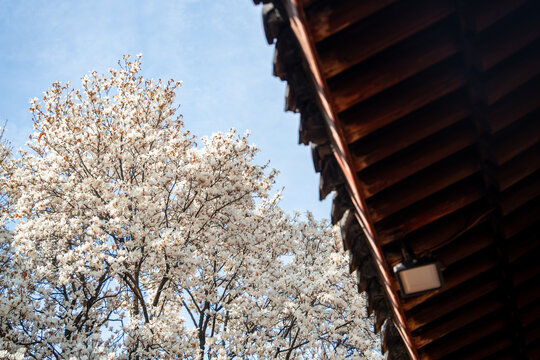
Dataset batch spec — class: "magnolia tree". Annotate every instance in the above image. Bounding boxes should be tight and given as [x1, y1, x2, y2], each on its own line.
[0, 56, 381, 359]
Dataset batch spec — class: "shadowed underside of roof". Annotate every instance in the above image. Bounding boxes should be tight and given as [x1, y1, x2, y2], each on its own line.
[254, 0, 540, 359]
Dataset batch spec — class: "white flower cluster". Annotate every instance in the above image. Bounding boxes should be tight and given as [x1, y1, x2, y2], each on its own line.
[0, 56, 381, 359]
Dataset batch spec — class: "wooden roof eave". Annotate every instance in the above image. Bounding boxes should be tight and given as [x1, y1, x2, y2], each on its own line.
[257, 0, 540, 357]
[256, 0, 419, 358]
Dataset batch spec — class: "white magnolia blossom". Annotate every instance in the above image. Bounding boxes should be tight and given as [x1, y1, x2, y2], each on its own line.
[0, 56, 381, 359]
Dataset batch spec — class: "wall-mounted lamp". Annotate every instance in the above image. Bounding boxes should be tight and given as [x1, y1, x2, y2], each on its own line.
[393, 240, 444, 297]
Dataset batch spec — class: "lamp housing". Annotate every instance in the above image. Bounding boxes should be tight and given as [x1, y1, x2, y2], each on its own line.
[393, 258, 444, 297]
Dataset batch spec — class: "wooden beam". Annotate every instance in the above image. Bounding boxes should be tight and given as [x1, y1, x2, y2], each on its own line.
[368, 151, 480, 222]
[297, 0, 315, 6]
[467, 0, 530, 33]
[443, 331, 514, 360]
[491, 349, 527, 360]
[387, 224, 493, 273]
[357, 122, 477, 197]
[515, 275, 540, 309]
[402, 249, 499, 311]
[350, 90, 470, 171]
[527, 339, 540, 360]
[376, 177, 485, 245]
[486, 76, 540, 133]
[329, 18, 461, 112]
[305, 0, 397, 43]
[317, 0, 455, 78]
[419, 311, 511, 359]
[506, 227, 539, 263]
[524, 321, 540, 345]
[433, 230, 493, 269]
[342, 57, 467, 144]
[406, 275, 500, 331]
[497, 144, 540, 191]
[482, 41, 540, 105]
[502, 198, 540, 239]
[500, 171, 540, 215]
[502, 199, 539, 239]
[473, 2, 540, 71]
[390, 202, 493, 264]
[519, 300, 540, 327]
[279, 1, 419, 358]
[492, 116, 540, 165]
[413, 296, 505, 348]
[511, 248, 540, 287]
[385, 209, 492, 269]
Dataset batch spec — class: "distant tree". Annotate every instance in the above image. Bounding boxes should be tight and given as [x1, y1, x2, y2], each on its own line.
[0, 56, 381, 359]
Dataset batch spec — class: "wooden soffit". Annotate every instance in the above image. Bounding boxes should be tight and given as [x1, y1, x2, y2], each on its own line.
[257, 0, 540, 359]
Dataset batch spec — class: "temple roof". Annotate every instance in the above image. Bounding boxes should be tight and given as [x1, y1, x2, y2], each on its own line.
[254, 0, 540, 358]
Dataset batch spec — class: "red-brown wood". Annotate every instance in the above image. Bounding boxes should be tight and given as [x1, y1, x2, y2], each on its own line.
[441, 331, 514, 360]
[350, 90, 470, 171]
[317, 0, 455, 78]
[306, 0, 397, 43]
[376, 178, 485, 245]
[402, 249, 499, 311]
[413, 297, 505, 348]
[524, 321, 540, 344]
[357, 123, 476, 197]
[519, 301, 540, 326]
[506, 228, 539, 263]
[515, 276, 540, 308]
[385, 202, 492, 263]
[468, 0, 529, 32]
[473, 2, 540, 71]
[529, 340, 540, 360]
[342, 58, 467, 144]
[486, 76, 540, 133]
[489, 349, 525, 360]
[419, 312, 511, 359]
[501, 198, 539, 239]
[497, 144, 540, 191]
[500, 171, 540, 215]
[482, 41, 540, 105]
[368, 153, 479, 222]
[260, 0, 540, 357]
[434, 232, 493, 269]
[492, 116, 540, 165]
[406, 275, 500, 331]
[511, 249, 540, 287]
[385, 221, 492, 269]
[329, 19, 461, 112]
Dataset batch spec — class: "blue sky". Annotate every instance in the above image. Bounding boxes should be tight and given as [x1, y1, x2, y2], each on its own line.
[0, 0, 330, 219]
